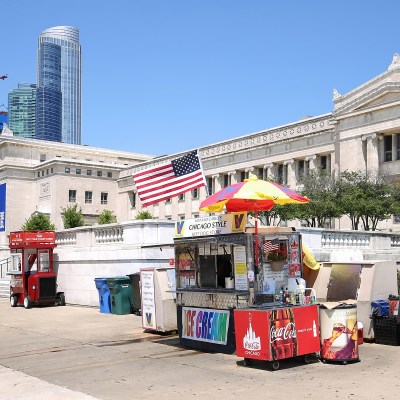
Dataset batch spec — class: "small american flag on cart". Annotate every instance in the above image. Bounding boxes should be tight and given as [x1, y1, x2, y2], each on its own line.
[263, 238, 279, 253]
[133, 150, 206, 207]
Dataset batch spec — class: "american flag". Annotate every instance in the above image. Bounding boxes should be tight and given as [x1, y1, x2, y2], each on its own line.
[133, 150, 206, 207]
[263, 238, 279, 254]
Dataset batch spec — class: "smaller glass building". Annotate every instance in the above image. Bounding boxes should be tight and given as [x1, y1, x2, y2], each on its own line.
[8, 84, 37, 138]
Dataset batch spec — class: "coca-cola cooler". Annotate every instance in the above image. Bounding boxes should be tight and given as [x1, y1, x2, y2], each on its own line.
[234, 304, 320, 370]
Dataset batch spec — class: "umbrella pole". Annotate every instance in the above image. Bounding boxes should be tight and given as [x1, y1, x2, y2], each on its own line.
[254, 210, 259, 269]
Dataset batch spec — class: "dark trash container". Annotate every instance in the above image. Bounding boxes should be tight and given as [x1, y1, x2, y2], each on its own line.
[127, 273, 141, 315]
[106, 276, 133, 315]
[94, 277, 111, 314]
[319, 303, 359, 364]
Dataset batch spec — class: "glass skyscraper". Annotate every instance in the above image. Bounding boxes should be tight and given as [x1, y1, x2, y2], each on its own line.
[8, 83, 37, 138]
[37, 26, 82, 144]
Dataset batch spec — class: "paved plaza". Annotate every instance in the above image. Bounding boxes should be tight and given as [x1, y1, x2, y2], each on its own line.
[0, 298, 400, 399]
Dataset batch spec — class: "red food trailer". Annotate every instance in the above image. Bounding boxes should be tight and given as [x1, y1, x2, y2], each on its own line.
[8, 230, 65, 309]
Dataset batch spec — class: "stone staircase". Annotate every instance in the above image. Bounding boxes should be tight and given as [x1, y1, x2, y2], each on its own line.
[0, 278, 9, 298]
[0, 257, 11, 298]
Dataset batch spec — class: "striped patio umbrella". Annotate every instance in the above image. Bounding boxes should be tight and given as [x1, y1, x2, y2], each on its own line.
[199, 173, 310, 266]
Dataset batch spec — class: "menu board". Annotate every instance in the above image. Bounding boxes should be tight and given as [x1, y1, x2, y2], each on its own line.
[140, 270, 156, 330]
[233, 246, 248, 291]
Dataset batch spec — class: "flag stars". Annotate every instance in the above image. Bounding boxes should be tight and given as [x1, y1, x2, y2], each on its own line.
[172, 151, 201, 177]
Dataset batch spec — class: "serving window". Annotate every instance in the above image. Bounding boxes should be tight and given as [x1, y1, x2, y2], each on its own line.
[176, 238, 247, 290]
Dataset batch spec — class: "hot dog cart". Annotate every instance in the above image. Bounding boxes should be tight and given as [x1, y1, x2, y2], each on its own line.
[174, 213, 318, 356]
[8, 230, 65, 308]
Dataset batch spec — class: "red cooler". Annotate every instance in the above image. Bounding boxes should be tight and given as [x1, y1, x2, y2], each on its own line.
[234, 304, 320, 370]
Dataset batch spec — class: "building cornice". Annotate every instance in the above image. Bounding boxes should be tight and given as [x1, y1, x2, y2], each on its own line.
[122, 114, 333, 179]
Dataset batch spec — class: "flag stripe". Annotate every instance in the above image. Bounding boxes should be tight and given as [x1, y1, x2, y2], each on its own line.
[263, 238, 279, 253]
[133, 164, 174, 184]
[140, 180, 204, 207]
[137, 171, 204, 197]
[132, 150, 206, 207]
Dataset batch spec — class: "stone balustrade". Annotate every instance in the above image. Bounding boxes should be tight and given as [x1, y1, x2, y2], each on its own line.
[321, 232, 370, 248]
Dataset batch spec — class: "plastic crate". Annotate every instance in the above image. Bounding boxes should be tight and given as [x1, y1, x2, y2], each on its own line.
[371, 300, 389, 317]
[373, 316, 400, 346]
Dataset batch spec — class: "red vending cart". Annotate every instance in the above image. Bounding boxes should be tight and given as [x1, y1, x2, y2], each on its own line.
[8, 230, 65, 309]
[234, 304, 320, 370]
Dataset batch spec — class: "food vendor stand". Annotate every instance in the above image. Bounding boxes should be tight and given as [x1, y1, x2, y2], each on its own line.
[174, 212, 320, 362]
[8, 230, 65, 308]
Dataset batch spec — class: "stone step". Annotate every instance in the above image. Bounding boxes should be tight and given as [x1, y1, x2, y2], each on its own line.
[0, 280, 10, 298]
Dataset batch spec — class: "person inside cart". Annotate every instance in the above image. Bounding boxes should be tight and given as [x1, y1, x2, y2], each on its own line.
[322, 322, 358, 360]
[217, 256, 233, 288]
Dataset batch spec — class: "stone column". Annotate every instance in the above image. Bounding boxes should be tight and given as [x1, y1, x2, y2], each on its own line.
[245, 167, 254, 179]
[264, 163, 273, 180]
[362, 133, 379, 170]
[228, 170, 237, 184]
[212, 174, 220, 193]
[392, 133, 398, 161]
[306, 155, 317, 171]
[284, 159, 295, 188]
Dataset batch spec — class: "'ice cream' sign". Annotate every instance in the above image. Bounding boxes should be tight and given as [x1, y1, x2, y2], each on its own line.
[181, 307, 230, 344]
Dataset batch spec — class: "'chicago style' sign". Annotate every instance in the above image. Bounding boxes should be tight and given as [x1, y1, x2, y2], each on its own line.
[174, 213, 246, 238]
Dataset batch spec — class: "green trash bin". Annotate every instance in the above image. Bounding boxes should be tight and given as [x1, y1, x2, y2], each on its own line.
[106, 277, 133, 315]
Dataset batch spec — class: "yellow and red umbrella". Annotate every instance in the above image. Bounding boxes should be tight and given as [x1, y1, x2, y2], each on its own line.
[199, 173, 310, 266]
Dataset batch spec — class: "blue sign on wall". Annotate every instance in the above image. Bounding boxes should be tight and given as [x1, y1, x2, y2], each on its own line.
[0, 183, 6, 232]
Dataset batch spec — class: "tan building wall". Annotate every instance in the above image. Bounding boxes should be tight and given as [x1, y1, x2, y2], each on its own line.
[0, 137, 153, 248]
[121, 54, 400, 231]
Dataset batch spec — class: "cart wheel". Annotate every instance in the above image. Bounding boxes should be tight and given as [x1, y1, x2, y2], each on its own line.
[243, 358, 252, 366]
[271, 361, 280, 371]
[304, 354, 312, 364]
[58, 293, 66, 306]
[10, 295, 18, 307]
[23, 296, 32, 309]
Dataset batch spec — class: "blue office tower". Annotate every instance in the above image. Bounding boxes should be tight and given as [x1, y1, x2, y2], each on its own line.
[37, 26, 81, 144]
[0, 109, 7, 132]
[36, 41, 62, 141]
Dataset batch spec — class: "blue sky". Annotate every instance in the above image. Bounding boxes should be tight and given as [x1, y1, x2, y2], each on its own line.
[1, 1, 400, 157]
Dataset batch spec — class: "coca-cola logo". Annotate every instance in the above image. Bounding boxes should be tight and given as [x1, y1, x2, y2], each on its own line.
[270, 322, 297, 343]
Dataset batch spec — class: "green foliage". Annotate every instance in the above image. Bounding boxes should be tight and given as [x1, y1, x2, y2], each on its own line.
[61, 204, 85, 229]
[295, 170, 343, 227]
[21, 212, 55, 231]
[134, 210, 155, 220]
[98, 209, 117, 225]
[337, 170, 400, 231]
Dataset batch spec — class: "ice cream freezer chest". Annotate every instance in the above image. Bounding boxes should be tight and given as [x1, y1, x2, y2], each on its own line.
[234, 304, 320, 370]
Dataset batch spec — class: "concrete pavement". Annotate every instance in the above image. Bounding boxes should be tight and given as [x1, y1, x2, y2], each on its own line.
[1, 298, 400, 399]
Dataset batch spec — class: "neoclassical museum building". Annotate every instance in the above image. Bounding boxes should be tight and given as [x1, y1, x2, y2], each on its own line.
[1, 53, 400, 248]
[120, 54, 400, 231]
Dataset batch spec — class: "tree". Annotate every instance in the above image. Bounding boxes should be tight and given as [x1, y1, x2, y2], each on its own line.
[135, 210, 155, 220]
[61, 204, 85, 229]
[256, 204, 299, 227]
[337, 170, 400, 231]
[21, 212, 55, 231]
[98, 209, 117, 225]
[295, 170, 343, 227]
